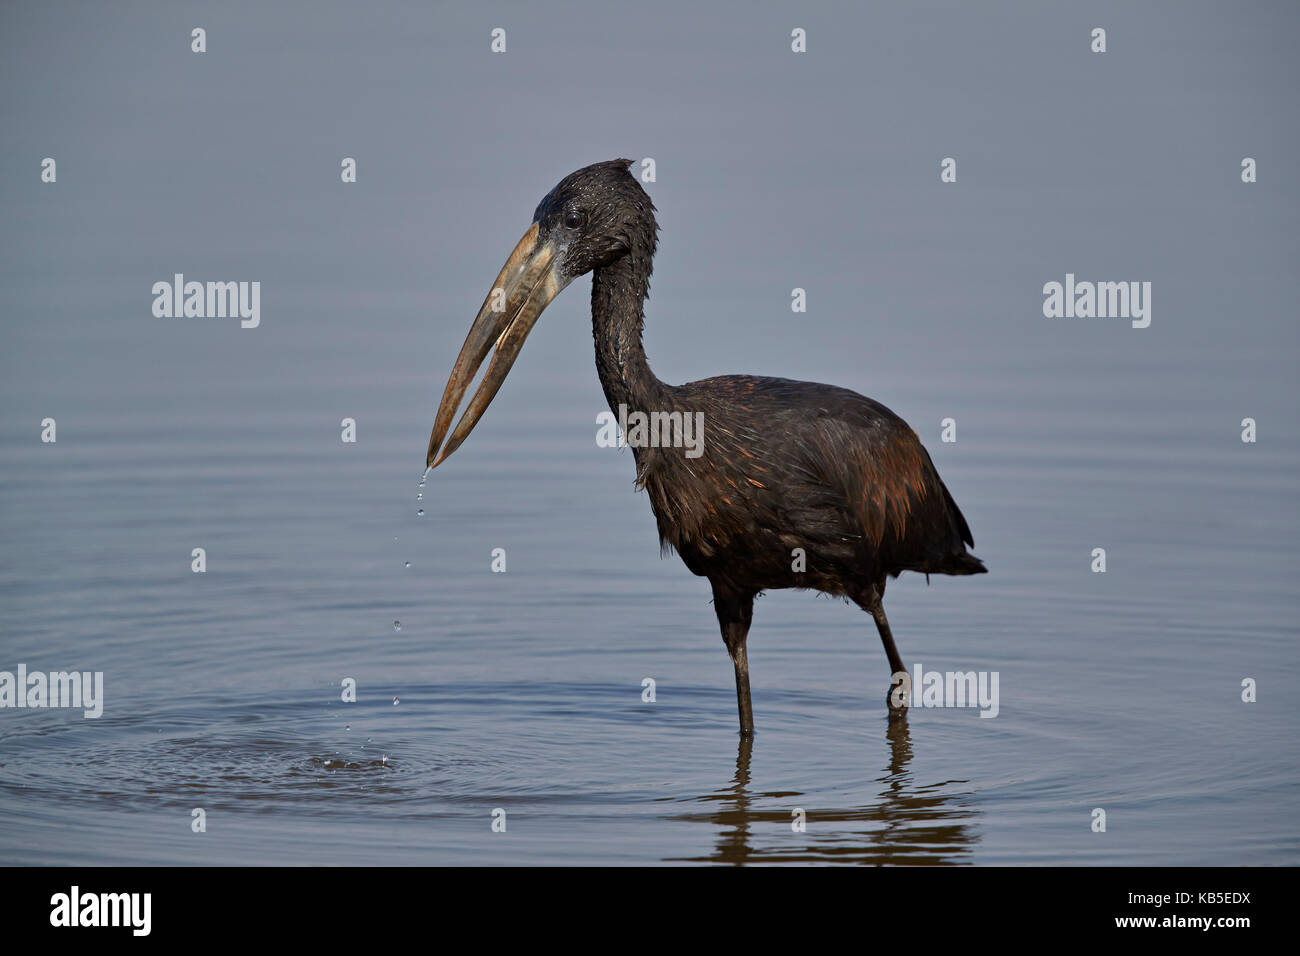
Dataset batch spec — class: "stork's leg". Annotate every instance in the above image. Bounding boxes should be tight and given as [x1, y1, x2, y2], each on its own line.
[710, 580, 756, 736]
[859, 585, 909, 720]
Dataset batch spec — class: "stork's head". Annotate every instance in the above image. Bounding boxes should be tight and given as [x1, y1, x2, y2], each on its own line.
[532, 158, 657, 278]
[425, 159, 656, 469]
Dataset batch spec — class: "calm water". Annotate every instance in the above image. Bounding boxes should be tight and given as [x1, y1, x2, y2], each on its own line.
[0, 319, 1295, 865]
[1, 0, 1297, 865]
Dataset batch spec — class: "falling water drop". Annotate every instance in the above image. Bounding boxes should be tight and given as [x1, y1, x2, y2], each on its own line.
[404, 561, 411, 569]
[392, 697, 400, 706]
[416, 491, 423, 500]
[393, 621, 401, 632]
[417, 509, 425, 517]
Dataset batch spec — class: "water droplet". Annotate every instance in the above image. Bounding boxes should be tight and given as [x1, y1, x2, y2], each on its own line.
[382, 754, 389, 764]
[393, 620, 401, 631]
[345, 725, 351, 732]
[416, 491, 423, 500]
[404, 561, 411, 569]
[392, 697, 400, 706]
[417, 509, 425, 517]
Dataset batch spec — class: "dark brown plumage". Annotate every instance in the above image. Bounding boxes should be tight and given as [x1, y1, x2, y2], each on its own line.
[426, 159, 986, 735]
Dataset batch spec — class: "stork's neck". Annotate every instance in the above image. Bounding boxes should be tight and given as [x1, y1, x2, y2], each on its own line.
[590, 249, 667, 414]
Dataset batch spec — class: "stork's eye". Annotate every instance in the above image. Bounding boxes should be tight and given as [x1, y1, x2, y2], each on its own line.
[564, 209, 586, 230]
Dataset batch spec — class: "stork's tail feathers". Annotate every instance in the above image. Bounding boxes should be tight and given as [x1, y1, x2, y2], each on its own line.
[943, 551, 988, 575]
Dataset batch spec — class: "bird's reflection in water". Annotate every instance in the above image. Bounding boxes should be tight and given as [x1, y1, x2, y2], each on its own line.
[668, 721, 978, 864]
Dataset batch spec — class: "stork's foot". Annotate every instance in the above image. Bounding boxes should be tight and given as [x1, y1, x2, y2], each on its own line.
[886, 684, 909, 721]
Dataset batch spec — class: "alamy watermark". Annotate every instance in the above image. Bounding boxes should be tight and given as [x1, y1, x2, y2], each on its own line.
[0, 665, 103, 718]
[596, 403, 704, 458]
[890, 663, 999, 717]
[1042, 273, 1151, 328]
[49, 886, 150, 936]
[152, 274, 260, 328]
